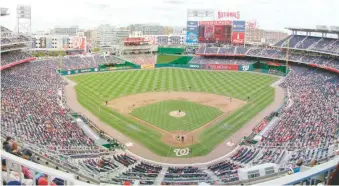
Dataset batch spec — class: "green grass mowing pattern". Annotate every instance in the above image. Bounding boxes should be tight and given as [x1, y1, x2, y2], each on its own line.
[69, 68, 279, 157]
[130, 100, 223, 131]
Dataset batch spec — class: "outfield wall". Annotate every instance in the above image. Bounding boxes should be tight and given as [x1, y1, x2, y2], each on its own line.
[57, 62, 289, 76]
[156, 55, 193, 64]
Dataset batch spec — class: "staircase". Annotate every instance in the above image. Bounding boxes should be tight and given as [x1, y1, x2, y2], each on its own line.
[245, 48, 252, 55]
[154, 166, 168, 185]
[308, 38, 323, 50]
[323, 39, 338, 51]
[294, 36, 309, 48]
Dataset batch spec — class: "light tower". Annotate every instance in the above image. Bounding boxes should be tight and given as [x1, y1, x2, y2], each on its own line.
[16, 5, 31, 37]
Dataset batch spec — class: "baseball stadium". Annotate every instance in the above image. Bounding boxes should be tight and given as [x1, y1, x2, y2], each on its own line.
[1, 3, 339, 186]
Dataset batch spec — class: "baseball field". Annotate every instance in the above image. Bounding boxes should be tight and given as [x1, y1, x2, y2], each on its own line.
[69, 68, 279, 157]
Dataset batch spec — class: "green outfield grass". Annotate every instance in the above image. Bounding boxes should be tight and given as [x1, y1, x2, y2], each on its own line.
[69, 68, 279, 157]
[130, 100, 223, 131]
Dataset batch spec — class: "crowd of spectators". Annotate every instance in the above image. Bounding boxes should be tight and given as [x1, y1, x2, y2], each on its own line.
[275, 35, 339, 54]
[1, 61, 100, 155]
[208, 160, 242, 184]
[115, 162, 162, 185]
[253, 66, 339, 164]
[1, 35, 29, 45]
[1, 51, 32, 66]
[162, 166, 212, 185]
[2, 137, 67, 185]
[1, 43, 338, 185]
[196, 46, 339, 70]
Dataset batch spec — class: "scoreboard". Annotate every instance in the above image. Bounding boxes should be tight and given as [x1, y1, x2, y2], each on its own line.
[196, 20, 245, 44]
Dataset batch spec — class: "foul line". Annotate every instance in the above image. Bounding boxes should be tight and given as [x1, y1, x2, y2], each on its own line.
[126, 114, 173, 136]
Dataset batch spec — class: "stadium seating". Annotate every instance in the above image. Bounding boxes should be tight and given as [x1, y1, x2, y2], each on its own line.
[253, 66, 338, 164]
[274, 35, 339, 54]
[115, 162, 162, 185]
[197, 45, 339, 70]
[162, 166, 212, 185]
[208, 160, 241, 184]
[1, 61, 100, 155]
[1, 38, 338, 185]
[1, 51, 32, 66]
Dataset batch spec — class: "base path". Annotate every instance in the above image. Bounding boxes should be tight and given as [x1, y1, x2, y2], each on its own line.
[107, 91, 244, 113]
[108, 91, 245, 146]
[64, 77, 285, 164]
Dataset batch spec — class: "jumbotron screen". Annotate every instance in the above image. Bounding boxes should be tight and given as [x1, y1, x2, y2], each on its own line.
[196, 20, 246, 44]
[198, 21, 233, 43]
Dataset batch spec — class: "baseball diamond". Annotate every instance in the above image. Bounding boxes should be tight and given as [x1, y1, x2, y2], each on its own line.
[69, 68, 279, 157]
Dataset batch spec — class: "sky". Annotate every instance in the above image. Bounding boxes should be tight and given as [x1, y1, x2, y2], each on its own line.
[0, 0, 338, 32]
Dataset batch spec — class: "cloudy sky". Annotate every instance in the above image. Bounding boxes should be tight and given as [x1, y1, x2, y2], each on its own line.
[1, 0, 338, 32]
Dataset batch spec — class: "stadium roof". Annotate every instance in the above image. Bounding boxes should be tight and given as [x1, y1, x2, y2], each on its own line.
[285, 27, 339, 34]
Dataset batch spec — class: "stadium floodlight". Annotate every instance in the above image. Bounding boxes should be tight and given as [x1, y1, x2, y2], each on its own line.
[187, 9, 215, 21]
[0, 7, 9, 16]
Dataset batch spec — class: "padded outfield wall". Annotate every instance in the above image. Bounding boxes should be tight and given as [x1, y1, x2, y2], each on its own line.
[156, 54, 193, 64]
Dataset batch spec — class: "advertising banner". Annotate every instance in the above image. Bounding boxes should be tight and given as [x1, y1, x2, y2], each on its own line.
[144, 35, 156, 45]
[232, 32, 245, 44]
[186, 21, 198, 44]
[204, 25, 215, 39]
[232, 20, 246, 32]
[239, 64, 254, 71]
[141, 64, 155, 69]
[32, 38, 36, 48]
[267, 61, 281, 66]
[46, 38, 53, 48]
[40, 37, 46, 48]
[198, 21, 232, 26]
[204, 64, 239, 70]
[62, 37, 69, 49]
[70, 36, 86, 50]
[188, 64, 201, 69]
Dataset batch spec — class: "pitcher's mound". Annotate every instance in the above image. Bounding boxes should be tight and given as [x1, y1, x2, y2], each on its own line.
[169, 111, 186, 118]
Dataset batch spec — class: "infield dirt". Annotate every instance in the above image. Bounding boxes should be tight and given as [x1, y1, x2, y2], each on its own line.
[107, 91, 245, 146]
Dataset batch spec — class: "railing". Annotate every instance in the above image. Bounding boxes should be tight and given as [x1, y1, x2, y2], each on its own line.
[256, 156, 339, 185]
[1, 151, 92, 185]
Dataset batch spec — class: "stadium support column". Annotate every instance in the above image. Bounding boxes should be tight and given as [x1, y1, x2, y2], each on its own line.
[285, 36, 290, 73]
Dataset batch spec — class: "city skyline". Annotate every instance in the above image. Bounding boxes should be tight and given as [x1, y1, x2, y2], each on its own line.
[1, 0, 338, 32]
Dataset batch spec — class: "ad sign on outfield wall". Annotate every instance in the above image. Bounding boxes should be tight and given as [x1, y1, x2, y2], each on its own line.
[189, 64, 201, 69]
[232, 32, 245, 44]
[186, 21, 198, 44]
[141, 64, 155, 69]
[204, 64, 239, 70]
[232, 20, 246, 32]
[238, 64, 254, 71]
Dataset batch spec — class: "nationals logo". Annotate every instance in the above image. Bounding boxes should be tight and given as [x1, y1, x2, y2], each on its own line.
[173, 148, 190, 156]
[242, 65, 250, 71]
